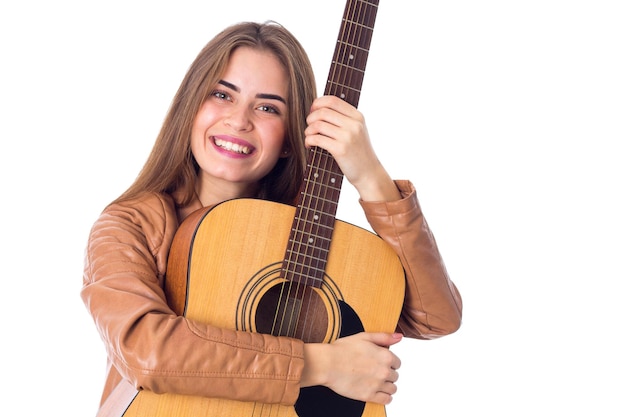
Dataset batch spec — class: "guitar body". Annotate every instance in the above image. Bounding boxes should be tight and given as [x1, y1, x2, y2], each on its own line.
[121, 198, 405, 417]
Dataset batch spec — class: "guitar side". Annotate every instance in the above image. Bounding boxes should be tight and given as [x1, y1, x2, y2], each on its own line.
[121, 198, 405, 417]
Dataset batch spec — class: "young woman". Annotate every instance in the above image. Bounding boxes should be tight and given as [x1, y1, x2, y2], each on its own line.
[81, 21, 462, 415]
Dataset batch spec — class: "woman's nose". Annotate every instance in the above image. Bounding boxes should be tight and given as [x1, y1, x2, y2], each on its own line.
[224, 105, 252, 131]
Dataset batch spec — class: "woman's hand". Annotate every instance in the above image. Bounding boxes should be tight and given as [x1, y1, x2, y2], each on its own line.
[305, 96, 401, 202]
[301, 332, 403, 405]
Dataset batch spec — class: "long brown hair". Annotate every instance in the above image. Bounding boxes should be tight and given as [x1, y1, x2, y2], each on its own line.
[113, 21, 316, 207]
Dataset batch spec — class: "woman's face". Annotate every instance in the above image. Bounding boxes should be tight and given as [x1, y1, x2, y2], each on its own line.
[191, 46, 289, 194]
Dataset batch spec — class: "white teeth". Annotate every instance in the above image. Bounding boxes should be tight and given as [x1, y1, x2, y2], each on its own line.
[214, 138, 251, 154]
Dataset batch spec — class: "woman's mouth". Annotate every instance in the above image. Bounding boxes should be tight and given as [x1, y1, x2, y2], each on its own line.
[213, 137, 254, 155]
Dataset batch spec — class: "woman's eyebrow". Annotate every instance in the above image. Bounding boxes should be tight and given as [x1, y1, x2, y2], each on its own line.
[218, 79, 286, 104]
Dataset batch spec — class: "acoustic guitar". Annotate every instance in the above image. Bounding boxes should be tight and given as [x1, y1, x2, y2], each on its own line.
[121, 1, 405, 416]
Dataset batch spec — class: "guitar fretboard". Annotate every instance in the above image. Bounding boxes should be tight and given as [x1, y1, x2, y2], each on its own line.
[326, 0, 379, 107]
[283, 0, 379, 288]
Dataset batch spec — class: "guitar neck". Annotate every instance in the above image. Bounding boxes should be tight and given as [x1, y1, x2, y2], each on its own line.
[285, 0, 380, 288]
[325, 0, 379, 107]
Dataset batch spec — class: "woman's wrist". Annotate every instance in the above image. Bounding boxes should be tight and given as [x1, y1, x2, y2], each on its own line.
[301, 343, 330, 387]
[354, 165, 401, 203]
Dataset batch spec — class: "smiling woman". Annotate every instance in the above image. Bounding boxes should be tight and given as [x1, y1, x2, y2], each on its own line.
[79, 17, 461, 417]
[190, 47, 290, 206]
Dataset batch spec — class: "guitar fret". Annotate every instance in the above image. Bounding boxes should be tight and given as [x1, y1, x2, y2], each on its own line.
[334, 47, 369, 70]
[304, 174, 342, 184]
[289, 239, 332, 251]
[283, 259, 327, 274]
[329, 61, 366, 74]
[336, 40, 370, 53]
[282, 274, 323, 288]
[303, 171, 342, 182]
[302, 181, 342, 193]
[300, 209, 335, 218]
[289, 232, 333, 245]
[299, 195, 340, 208]
[283, 267, 327, 284]
[326, 81, 362, 94]
[291, 221, 334, 232]
[306, 161, 342, 173]
[305, 170, 341, 180]
[288, 231, 333, 254]
[357, 0, 379, 7]
[290, 232, 333, 244]
[284, 258, 331, 273]
[299, 188, 340, 200]
[341, 20, 375, 33]
[283, 256, 329, 286]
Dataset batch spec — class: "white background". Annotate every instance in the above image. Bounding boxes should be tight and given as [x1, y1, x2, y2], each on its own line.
[1, 1, 624, 416]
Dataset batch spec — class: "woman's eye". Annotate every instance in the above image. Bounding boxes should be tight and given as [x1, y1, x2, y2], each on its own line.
[211, 90, 229, 100]
[258, 105, 279, 114]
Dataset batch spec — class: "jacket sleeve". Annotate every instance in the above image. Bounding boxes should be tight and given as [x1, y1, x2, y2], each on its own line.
[80, 193, 304, 406]
[359, 180, 463, 339]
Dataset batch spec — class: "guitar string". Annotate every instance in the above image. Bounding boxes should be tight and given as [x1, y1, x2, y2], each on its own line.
[300, 0, 351, 342]
[270, 0, 375, 342]
[285, 0, 351, 343]
[299, 0, 361, 343]
[304, 0, 378, 344]
[272, 139, 315, 337]
[306, 0, 366, 343]
[295, 0, 375, 343]
[263, 2, 374, 415]
[286, 131, 326, 339]
[271, 146, 320, 337]
[291, 0, 344, 342]
[266, 2, 379, 414]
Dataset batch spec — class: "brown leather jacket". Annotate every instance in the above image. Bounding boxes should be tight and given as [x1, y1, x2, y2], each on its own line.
[81, 180, 462, 413]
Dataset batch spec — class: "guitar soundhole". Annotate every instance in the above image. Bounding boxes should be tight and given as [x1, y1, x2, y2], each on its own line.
[255, 283, 328, 343]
